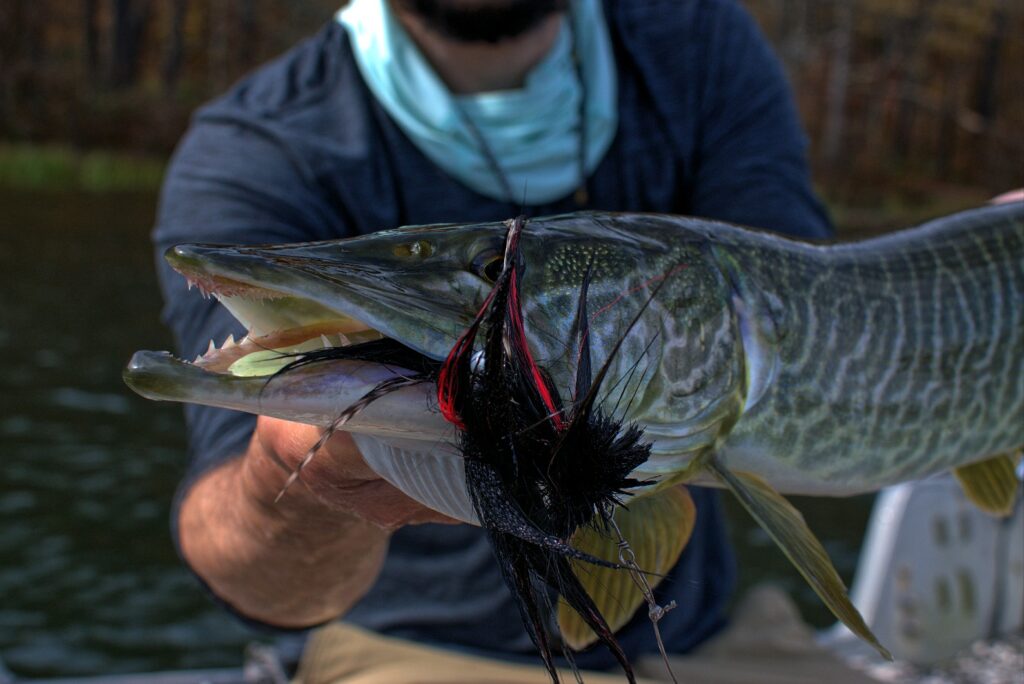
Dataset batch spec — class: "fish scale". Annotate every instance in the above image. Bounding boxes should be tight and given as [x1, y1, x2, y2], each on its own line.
[718, 204, 1024, 493]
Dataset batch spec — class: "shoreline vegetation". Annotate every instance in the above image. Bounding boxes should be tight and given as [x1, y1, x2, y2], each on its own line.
[0, 143, 165, 193]
[2, 2, 1021, 196]
[1, 1, 1017, 225]
[0, 142, 992, 238]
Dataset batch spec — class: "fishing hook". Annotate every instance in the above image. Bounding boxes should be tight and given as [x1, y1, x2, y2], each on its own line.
[609, 517, 680, 684]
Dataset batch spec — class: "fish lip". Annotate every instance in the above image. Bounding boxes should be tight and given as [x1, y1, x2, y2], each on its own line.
[124, 348, 274, 403]
[123, 349, 452, 442]
[123, 350, 225, 402]
[167, 244, 298, 300]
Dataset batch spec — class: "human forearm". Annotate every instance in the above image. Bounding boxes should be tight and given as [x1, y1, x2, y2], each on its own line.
[178, 418, 395, 628]
[177, 416, 454, 627]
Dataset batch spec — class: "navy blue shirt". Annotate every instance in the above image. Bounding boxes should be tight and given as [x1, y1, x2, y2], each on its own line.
[155, 0, 831, 671]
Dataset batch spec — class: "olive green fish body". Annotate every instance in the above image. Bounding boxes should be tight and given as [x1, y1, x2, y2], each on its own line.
[697, 203, 1023, 494]
[126, 203, 1024, 501]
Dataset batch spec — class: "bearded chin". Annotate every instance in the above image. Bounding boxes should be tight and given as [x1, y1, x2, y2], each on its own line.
[392, 0, 570, 43]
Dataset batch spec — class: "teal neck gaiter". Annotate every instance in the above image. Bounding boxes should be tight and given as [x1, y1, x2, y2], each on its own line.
[338, 0, 617, 205]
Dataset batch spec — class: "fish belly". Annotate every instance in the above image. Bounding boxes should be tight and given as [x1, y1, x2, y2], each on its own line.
[352, 433, 480, 524]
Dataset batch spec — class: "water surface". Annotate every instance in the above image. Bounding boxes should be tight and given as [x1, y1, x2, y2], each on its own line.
[0, 190, 256, 677]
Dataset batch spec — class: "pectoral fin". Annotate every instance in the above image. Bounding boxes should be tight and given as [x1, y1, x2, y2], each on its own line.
[706, 458, 892, 660]
[953, 451, 1022, 517]
[558, 486, 696, 650]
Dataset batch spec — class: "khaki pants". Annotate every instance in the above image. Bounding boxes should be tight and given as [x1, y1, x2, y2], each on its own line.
[293, 586, 877, 684]
[294, 622, 658, 684]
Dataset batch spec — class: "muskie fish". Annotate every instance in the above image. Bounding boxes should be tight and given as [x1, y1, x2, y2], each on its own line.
[125, 202, 1024, 674]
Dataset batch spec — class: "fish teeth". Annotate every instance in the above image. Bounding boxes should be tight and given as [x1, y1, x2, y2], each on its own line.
[192, 281, 213, 299]
[321, 334, 332, 349]
[224, 334, 236, 348]
[206, 339, 216, 355]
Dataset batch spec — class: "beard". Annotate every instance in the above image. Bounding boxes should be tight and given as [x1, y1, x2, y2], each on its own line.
[391, 0, 570, 43]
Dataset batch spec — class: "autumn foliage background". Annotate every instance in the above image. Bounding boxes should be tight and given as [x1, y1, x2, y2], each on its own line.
[1, 0, 1021, 207]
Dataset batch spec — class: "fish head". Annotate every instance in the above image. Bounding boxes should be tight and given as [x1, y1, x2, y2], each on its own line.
[123, 218, 517, 441]
[162, 220, 509, 359]
[124, 212, 740, 481]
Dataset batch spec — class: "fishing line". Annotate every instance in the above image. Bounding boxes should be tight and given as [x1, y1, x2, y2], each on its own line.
[615, 333, 662, 423]
[589, 263, 690, 323]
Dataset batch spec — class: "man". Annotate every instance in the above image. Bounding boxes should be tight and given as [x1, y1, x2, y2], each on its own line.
[155, 0, 831, 680]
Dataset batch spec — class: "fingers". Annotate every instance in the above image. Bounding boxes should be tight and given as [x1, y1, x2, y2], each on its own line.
[990, 189, 1024, 205]
[253, 415, 458, 529]
[256, 416, 376, 481]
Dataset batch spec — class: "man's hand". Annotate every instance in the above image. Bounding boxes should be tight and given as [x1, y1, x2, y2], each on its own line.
[991, 189, 1024, 205]
[253, 416, 456, 529]
[177, 417, 455, 628]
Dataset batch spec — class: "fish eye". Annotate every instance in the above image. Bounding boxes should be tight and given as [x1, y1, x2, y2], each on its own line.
[472, 251, 504, 283]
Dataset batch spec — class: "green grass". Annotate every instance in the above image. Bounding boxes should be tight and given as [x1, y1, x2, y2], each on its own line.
[0, 143, 165, 192]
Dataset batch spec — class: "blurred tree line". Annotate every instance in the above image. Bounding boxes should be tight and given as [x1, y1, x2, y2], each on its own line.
[0, 1, 339, 154]
[1, 0, 1020, 197]
[745, 0, 1023, 200]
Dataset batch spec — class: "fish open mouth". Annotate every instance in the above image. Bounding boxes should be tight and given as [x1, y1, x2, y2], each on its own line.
[122, 241, 472, 525]
[168, 247, 435, 379]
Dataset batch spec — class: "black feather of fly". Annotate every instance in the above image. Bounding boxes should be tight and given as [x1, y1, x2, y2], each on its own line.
[275, 217, 662, 682]
[437, 217, 656, 683]
[276, 337, 441, 377]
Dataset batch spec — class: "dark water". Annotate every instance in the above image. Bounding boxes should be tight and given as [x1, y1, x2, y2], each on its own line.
[0, 190, 256, 677]
[0, 189, 872, 677]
